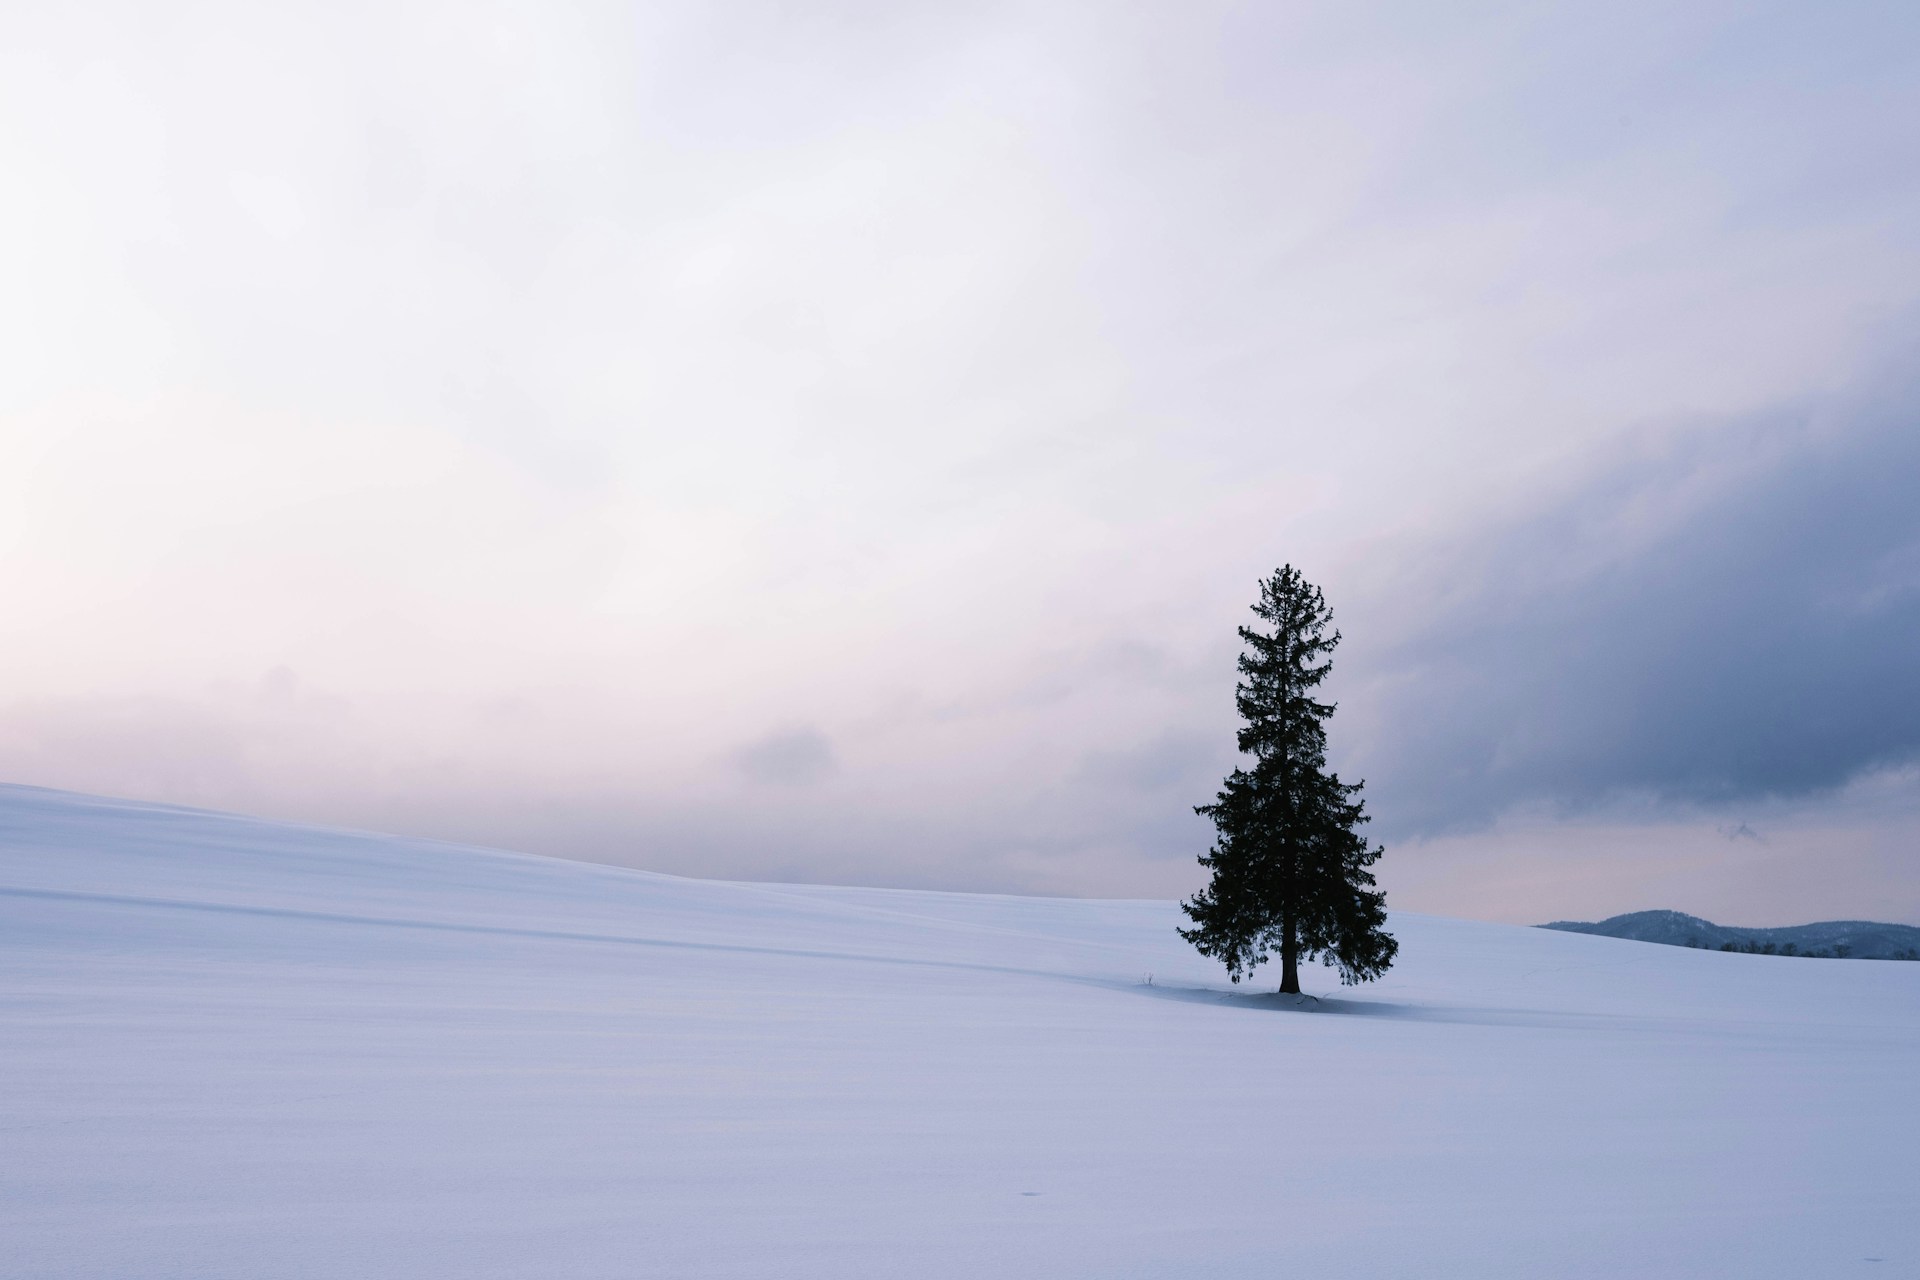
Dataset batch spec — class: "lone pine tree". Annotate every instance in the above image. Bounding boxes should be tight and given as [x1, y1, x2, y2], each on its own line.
[1179, 565, 1396, 993]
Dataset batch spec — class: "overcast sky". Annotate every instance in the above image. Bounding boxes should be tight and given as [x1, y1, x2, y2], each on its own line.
[5, 1, 1918, 924]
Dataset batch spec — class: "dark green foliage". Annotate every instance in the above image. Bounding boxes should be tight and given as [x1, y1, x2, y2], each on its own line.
[1179, 566, 1397, 992]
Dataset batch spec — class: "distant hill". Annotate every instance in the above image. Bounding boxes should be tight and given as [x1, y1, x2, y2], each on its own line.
[1540, 910, 1920, 960]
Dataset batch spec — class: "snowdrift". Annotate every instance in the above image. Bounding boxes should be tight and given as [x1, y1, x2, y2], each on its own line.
[3, 783, 1915, 1278]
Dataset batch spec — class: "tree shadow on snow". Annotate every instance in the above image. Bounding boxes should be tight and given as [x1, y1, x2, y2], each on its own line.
[1124, 980, 1663, 1033]
[1129, 981, 1370, 1014]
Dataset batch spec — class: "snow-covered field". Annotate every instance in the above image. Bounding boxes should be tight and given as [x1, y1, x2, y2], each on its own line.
[3, 784, 1914, 1278]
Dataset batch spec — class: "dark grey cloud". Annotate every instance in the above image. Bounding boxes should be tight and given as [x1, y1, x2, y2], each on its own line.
[1073, 728, 1221, 793]
[732, 727, 837, 787]
[1348, 356, 1920, 835]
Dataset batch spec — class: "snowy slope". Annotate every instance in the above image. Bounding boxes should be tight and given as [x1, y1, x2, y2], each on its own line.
[3, 784, 1915, 1279]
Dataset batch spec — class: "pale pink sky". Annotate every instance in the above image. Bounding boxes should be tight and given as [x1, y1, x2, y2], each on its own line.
[4, 1, 1919, 924]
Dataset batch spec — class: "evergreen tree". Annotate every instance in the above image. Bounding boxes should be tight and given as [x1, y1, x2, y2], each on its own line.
[1179, 565, 1396, 993]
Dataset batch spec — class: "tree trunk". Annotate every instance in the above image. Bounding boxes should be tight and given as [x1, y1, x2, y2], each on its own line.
[1279, 916, 1300, 994]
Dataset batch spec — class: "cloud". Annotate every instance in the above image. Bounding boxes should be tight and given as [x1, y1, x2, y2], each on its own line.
[5, 2, 1920, 918]
[1348, 357, 1920, 835]
[0, 671, 360, 809]
[733, 727, 837, 786]
[1072, 728, 1219, 793]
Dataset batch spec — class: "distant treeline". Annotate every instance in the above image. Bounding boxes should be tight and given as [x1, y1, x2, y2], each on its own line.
[1684, 937, 1920, 960]
[1541, 910, 1920, 961]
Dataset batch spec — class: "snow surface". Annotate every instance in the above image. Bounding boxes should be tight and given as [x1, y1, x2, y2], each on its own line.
[3, 783, 1916, 1278]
